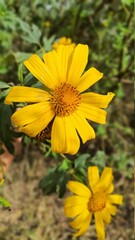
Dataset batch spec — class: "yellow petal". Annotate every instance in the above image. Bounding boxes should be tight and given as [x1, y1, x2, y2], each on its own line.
[64, 204, 86, 218]
[43, 45, 75, 85]
[24, 54, 55, 89]
[12, 102, 49, 125]
[101, 208, 111, 224]
[69, 209, 91, 230]
[106, 183, 114, 194]
[51, 116, 80, 155]
[95, 167, 113, 191]
[73, 211, 92, 237]
[67, 44, 88, 85]
[77, 67, 103, 93]
[67, 181, 91, 198]
[56, 45, 74, 83]
[43, 50, 59, 87]
[64, 196, 88, 208]
[105, 202, 117, 216]
[79, 103, 107, 124]
[108, 194, 123, 205]
[4, 86, 50, 104]
[94, 212, 105, 240]
[71, 111, 95, 143]
[11, 102, 54, 137]
[88, 166, 99, 191]
[81, 92, 115, 108]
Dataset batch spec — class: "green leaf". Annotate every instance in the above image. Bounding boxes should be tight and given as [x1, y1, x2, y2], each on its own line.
[40, 165, 70, 198]
[0, 67, 8, 74]
[0, 89, 10, 100]
[0, 102, 15, 153]
[19, 19, 31, 34]
[0, 196, 11, 209]
[75, 153, 90, 169]
[18, 63, 24, 83]
[58, 172, 70, 198]
[121, 0, 133, 6]
[97, 125, 107, 137]
[0, 81, 10, 89]
[43, 35, 55, 51]
[115, 83, 125, 98]
[31, 24, 42, 43]
[58, 158, 72, 172]
[14, 52, 32, 63]
[24, 73, 38, 86]
[90, 151, 106, 169]
[40, 168, 61, 195]
[73, 168, 87, 183]
[21, 24, 42, 45]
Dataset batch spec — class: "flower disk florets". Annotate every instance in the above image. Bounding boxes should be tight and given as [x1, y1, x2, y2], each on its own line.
[88, 192, 107, 212]
[50, 83, 81, 117]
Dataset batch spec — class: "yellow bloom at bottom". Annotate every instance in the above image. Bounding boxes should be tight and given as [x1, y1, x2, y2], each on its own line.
[64, 166, 123, 240]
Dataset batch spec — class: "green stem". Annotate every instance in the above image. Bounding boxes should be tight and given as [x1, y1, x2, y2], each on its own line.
[60, 153, 67, 159]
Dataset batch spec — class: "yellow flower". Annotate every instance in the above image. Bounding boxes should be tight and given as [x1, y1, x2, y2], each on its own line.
[64, 166, 123, 239]
[5, 44, 115, 154]
[52, 36, 75, 50]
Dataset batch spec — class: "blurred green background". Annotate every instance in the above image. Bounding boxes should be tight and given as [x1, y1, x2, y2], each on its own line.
[0, 0, 134, 239]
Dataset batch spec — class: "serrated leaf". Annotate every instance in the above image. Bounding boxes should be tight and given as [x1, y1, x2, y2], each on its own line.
[31, 24, 42, 42]
[19, 19, 31, 34]
[14, 52, 32, 63]
[21, 24, 41, 45]
[43, 35, 55, 51]
[75, 153, 90, 169]
[91, 151, 106, 168]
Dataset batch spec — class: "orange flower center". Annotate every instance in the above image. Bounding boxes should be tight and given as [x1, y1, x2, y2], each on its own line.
[50, 83, 81, 117]
[88, 192, 107, 212]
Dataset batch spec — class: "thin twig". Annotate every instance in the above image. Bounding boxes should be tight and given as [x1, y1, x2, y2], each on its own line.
[0, 158, 5, 179]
